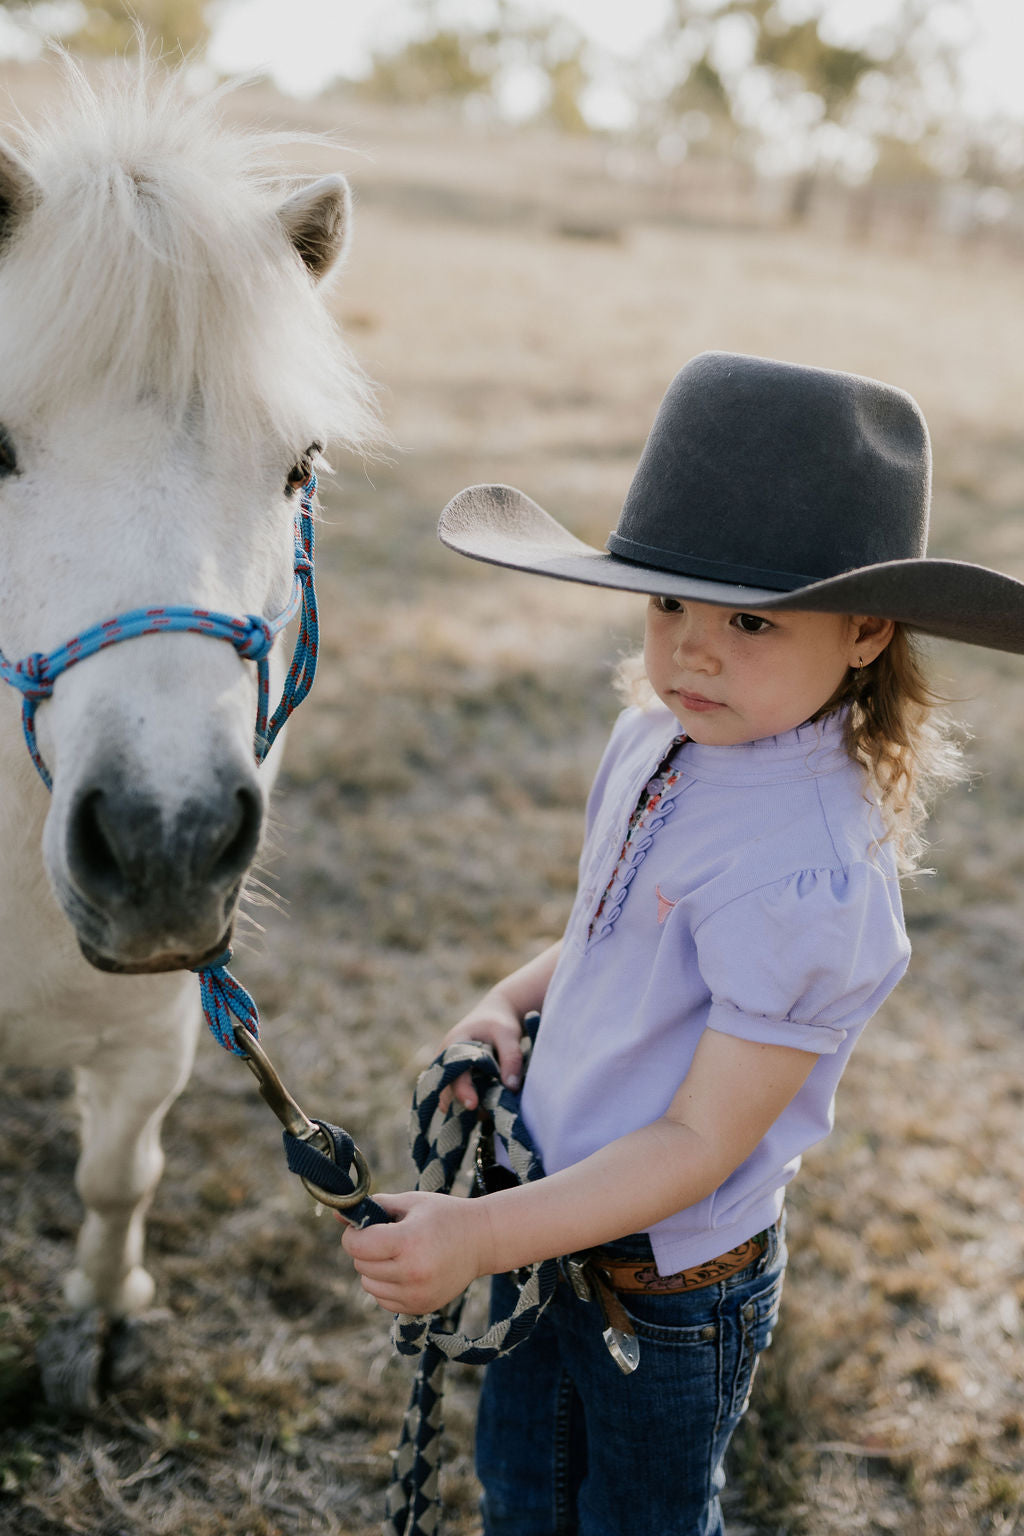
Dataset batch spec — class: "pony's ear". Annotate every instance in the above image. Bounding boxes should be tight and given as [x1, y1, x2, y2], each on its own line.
[278, 173, 351, 282]
[0, 141, 40, 242]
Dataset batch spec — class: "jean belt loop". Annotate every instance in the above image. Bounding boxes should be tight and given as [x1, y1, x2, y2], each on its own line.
[761, 1211, 782, 1271]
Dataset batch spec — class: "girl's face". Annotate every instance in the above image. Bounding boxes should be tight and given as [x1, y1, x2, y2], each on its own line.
[643, 597, 892, 746]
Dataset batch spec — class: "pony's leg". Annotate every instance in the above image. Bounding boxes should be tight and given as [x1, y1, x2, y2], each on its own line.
[65, 994, 200, 1317]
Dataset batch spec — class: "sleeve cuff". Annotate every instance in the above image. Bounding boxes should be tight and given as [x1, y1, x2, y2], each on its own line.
[706, 1000, 848, 1055]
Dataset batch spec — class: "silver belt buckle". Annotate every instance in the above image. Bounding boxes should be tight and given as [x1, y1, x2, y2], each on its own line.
[564, 1255, 640, 1375]
[601, 1322, 641, 1376]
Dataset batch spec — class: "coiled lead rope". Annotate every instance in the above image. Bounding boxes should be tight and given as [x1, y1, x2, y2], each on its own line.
[384, 1017, 554, 1536]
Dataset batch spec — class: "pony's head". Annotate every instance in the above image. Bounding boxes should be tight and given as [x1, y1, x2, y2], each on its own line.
[0, 62, 379, 973]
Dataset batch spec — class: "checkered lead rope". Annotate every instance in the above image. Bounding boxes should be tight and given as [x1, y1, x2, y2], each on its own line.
[385, 1016, 557, 1536]
[0, 467, 321, 1059]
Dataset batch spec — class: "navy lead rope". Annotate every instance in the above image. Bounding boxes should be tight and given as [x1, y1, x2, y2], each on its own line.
[0, 467, 320, 1057]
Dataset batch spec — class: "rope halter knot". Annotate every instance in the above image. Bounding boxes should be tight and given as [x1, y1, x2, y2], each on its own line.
[13, 652, 56, 702]
[235, 615, 276, 663]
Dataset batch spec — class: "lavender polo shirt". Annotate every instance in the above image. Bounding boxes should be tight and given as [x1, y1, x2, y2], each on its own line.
[521, 704, 910, 1276]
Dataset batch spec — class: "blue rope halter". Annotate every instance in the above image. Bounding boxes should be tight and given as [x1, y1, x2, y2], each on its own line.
[0, 465, 321, 1057]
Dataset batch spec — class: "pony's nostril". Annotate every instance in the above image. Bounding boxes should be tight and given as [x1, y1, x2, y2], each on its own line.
[68, 788, 131, 897]
[205, 785, 262, 885]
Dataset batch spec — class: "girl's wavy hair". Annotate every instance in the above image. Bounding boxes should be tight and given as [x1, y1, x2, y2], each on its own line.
[617, 622, 967, 876]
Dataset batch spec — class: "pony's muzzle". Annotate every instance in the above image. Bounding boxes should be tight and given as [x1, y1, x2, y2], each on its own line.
[63, 765, 263, 972]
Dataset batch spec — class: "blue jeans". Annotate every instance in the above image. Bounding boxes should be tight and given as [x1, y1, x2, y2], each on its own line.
[475, 1221, 786, 1536]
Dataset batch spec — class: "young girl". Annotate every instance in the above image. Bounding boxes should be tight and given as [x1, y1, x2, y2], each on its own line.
[342, 352, 1024, 1535]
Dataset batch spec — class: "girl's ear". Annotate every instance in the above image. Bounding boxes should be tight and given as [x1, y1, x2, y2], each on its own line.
[850, 615, 895, 667]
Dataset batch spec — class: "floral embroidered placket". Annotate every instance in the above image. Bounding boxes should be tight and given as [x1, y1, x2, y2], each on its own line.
[587, 735, 687, 945]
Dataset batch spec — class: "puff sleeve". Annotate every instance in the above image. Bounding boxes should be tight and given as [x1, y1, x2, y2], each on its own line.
[695, 862, 910, 1054]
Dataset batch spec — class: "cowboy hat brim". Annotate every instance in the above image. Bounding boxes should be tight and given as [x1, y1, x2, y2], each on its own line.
[439, 484, 1024, 656]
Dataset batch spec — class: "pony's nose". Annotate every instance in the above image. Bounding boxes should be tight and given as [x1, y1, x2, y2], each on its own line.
[66, 775, 262, 919]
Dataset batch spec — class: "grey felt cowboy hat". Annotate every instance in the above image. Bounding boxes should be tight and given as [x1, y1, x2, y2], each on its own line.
[439, 351, 1024, 654]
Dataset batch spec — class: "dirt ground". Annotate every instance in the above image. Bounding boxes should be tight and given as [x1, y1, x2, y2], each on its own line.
[3, 75, 1024, 1536]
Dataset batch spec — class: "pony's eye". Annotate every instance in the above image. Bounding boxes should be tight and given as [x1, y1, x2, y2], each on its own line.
[0, 426, 18, 477]
[286, 440, 323, 493]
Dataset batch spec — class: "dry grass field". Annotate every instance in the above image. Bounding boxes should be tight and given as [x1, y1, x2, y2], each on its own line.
[2, 71, 1024, 1536]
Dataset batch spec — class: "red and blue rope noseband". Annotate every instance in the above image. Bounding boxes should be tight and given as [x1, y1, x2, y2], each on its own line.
[0, 468, 321, 1056]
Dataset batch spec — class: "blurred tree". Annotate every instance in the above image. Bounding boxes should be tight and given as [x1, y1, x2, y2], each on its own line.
[539, 33, 588, 134]
[0, 0, 209, 55]
[629, 1, 738, 158]
[751, 16, 875, 115]
[753, 8, 878, 218]
[73, 1, 210, 56]
[360, 27, 496, 106]
[359, 11, 590, 132]
[662, 52, 738, 156]
[645, 0, 973, 218]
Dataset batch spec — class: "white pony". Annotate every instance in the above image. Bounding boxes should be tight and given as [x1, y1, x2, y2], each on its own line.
[0, 62, 376, 1344]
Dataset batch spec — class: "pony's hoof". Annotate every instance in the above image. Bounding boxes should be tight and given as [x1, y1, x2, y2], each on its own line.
[104, 1308, 172, 1389]
[35, 1305, 168, 1411]
[36, 1310, 106, 1413]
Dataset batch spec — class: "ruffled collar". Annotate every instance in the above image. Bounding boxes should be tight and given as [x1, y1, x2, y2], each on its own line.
[655, 708, 851, 786]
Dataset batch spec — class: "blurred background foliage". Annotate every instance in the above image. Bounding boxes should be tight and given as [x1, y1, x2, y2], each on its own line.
[0, 0, 208, 55]
[0, 0, 1020, 216]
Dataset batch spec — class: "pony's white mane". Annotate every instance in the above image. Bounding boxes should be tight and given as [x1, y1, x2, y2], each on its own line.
[0, 59, 379, 454]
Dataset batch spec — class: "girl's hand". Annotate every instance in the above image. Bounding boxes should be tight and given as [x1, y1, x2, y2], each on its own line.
[341, 1191, 490, 1316]
[439, 992, 526, 1111]
[433, 942, 562, 1111]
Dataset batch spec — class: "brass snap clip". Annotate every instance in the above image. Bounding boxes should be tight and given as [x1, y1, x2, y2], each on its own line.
[232, 1023, 373, 1213]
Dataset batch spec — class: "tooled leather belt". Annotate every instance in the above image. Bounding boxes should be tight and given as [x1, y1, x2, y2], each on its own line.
[590, 1228, 771, 1295]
